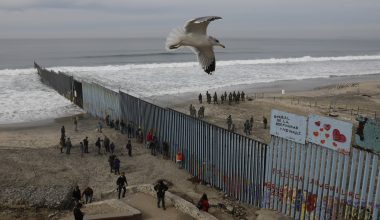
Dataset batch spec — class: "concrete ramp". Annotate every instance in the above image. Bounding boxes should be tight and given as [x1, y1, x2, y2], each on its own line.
[60, 199, 142, 220]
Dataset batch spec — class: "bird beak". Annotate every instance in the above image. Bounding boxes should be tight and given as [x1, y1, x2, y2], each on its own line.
[219, 43, 225, 48]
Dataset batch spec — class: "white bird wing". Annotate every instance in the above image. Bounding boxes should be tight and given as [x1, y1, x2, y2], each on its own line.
[190, 46, 216, 74]
[184, 16, 222, 35]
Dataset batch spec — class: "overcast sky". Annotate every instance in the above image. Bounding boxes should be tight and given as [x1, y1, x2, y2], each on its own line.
[0, 0, 379, 39]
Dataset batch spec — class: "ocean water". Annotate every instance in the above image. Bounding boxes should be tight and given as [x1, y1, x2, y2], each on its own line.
[1, 38, 380, 124]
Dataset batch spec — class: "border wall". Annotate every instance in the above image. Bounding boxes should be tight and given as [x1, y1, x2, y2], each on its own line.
[35, 63, 380, 219]
[34, 63, 267, 207]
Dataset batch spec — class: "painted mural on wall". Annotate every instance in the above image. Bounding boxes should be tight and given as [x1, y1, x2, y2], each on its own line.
[307, 115, 353, 154]
[355, 116, 380, 154]
[270, 109, 307, 144]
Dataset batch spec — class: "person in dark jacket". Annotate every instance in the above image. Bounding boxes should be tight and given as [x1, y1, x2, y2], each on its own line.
[110, 142, 115, 154]
[72, 185, 81, 202]
[108, 154, 116, 173]
[95, 137, 101, 154]
[103, 136, 110, 153]
[154, 180, 168, 210]
[61, 125, 65, 139]
[126, 140, 132, 157]
[116, 172, 128, 199]
[83, 137, 89, 153]
[73, 202, 84, 220]
[120, 119, 126, 134]
[113, 157, 120, 175]
[81, 187, 93, 204]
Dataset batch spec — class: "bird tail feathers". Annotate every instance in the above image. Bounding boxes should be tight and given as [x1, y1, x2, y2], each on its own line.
[165, 27, 186, 51]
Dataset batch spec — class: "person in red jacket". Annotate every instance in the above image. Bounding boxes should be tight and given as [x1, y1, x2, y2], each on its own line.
[146, 130, 153, 148]
[197, 193, 209, 212]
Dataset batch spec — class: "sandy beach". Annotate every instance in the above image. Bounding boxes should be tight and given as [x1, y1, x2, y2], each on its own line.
[1, 74, 380, 219]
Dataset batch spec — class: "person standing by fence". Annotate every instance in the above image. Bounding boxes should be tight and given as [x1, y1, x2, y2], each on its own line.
[176, 151, 183, 169]
[146, 130, 153, 148]
[120, 119, 125, 134]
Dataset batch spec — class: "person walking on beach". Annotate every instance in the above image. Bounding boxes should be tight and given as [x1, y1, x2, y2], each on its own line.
[73, 202, 84, 220]
[263, 116, 268, 129]
[95, 137, 102, 154]
[116, 172, 128, 199]
[126, 140, 132, 157]
[73, 117, 78, 131]
[198, 93, 202, 104]
[154, 180, 168, 210]
[81, 187, 93, 204]
[213, 92, 218, 104]
[83, 137, 89, 153]
[108, 154, 116, 173]
[66, 137, 72, 154]
[61, 125, 65, 139]
[113, 157, 120, 175]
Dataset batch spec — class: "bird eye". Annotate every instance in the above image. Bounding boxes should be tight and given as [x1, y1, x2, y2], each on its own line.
[216, 40, 219, 43]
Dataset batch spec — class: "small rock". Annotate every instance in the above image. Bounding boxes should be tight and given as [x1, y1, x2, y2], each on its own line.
[226, 205, 234, 213]
[48, 211, 58, 218]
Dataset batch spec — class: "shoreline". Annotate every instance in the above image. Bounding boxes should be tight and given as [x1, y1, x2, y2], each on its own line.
[2, 73, 380, 127]
[149, 73, 380, 107]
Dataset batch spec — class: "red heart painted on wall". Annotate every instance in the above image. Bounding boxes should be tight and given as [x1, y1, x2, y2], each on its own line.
[333, 142, 337, 147]
[333, 129, 346, 143]
[323, 124, 331, 131]
[325, 133, 330, 138]
[315, 121, 321, 126]
[319, 128, 324, 132]
[313, 131, 319, 137]
[320, 140, 326, 144]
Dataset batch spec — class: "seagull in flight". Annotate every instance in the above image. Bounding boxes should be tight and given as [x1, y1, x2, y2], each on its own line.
[165, 16, 225, 74]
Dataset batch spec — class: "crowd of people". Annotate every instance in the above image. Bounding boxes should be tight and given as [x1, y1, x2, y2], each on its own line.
[62, 115, 213, 219]
[199, 90, 246, 105]
[189, 104, 205, 118]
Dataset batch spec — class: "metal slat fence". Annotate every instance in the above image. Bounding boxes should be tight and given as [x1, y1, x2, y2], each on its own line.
[264, 136, 380, 220]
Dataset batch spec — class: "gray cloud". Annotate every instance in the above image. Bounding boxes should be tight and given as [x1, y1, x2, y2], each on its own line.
[0, 0, 379, 39]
